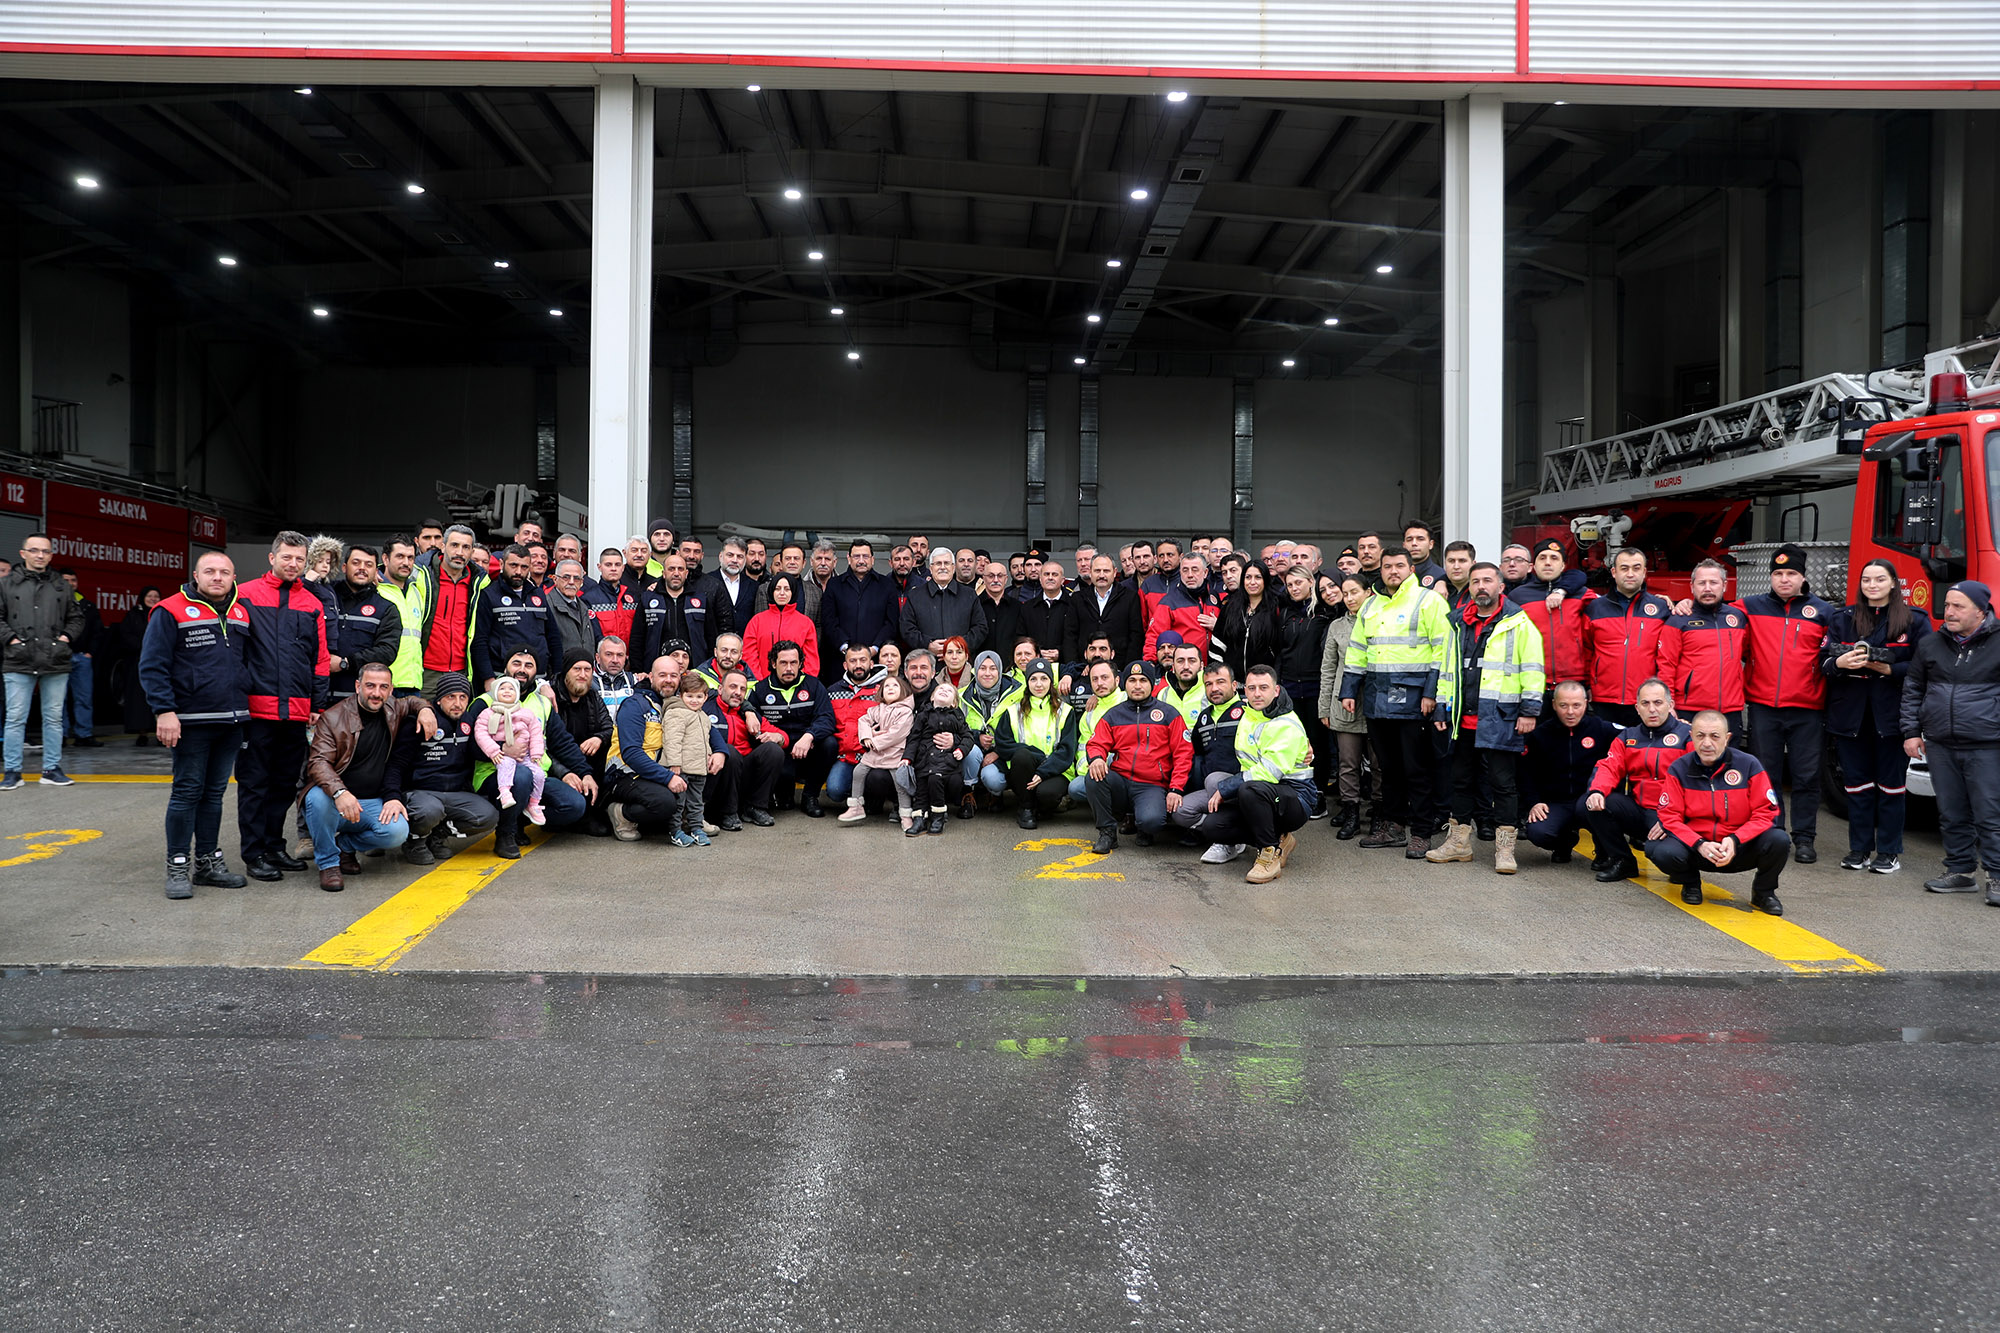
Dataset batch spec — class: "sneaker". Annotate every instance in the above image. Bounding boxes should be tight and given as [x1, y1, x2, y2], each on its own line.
[606, 801, 641, 842]
[38, 767, 74, 787]
[668, 830, 695, 848]
[1868, 855, 1901, 875]
[1200, 842, 1247, 865]
[1839, 852, 1871, 871]
[164, 855, 194, 900]
[0, 772, 20, 791]
[1925, 872, 1979, 893]
[691, 829, 711, 847]
[703, 822, 720, 836]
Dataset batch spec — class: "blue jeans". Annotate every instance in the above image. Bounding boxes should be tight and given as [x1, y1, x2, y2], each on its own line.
[825, 760, 856, 803]
[165, 723, 240, 858]
[1927, 742, 2000, 874]
[478, 765, 588, 831]
[962, 747, 1005, 794]
[66, 653, 93, 739]
[3, 672, 68, 774]
[302, 787, 410, 870]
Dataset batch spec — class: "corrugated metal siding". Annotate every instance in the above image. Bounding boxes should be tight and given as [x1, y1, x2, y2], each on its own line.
[0, 0, 610, 51]
[624, 1, 1517, 73]
[1532, 0, 2000, 80]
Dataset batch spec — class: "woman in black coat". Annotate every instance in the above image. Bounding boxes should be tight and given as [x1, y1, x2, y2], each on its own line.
[115, 587, 162, 745]
[1820, 557, 1931, 873]
[1210, 558, 1281, 680]
[1275, 565, 1336, 815]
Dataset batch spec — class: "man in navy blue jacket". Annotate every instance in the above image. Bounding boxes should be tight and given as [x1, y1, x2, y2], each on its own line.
[746, 641, 837, 818]
[395, 672, 498, 866]
[139, 550, 253, 899]
[821, 540, 898, 679]
[470, 545, 563, 689]
[1518, 681, 1622, 865]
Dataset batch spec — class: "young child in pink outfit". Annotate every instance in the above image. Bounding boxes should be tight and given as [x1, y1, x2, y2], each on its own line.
[841, 673, 916, 828]
[476, 676, 547, 825]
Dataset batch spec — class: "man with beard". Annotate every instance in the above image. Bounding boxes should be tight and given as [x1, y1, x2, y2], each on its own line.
[1157, 641, 1208, 725]
[1427, 562, 1544, 874]
[470, 647, 594, 857]
[1229, 666, 1317, 884]
[470, 544, 562, 691]
[1172, 661, 1248, 863]
[1340, 547, 1452, 858]
[647, 552, 708, 666]
[824, 643, 884, 809]
[702, 667, 782, 829]
[327, 543, 401, 701]
[642, 518, 677, 581]
[1083, 660, 1193, 854]
[693, 631, 746, 691]
[1144, 553, 1220, 663]
[1581, 547, 1671, 727]
[692, 537, 758, 640]
[300, 662, 434, 891]
[604, 654, 687, 841]
[747, 642, 837, 817]
[417, 524, 485, 697]
[743, 538, 769, 582]
[398, 673, 500, 866]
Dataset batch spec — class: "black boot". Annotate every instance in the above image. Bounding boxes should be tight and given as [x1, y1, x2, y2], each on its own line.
[493, 815, 521, 860]
[802, 794, 825, 818]
[1335, 802, 1361, 839]
[1596, 855, 1639, 882]
[1680, 879, 1703, 905]
[193, 852, 246, 888]
[1476, 818, 1497, 842]
[1017, 807, 1038, 830]
[164, 855, 194, 900]
[926, 810, 948, 835]
[1091, 829, 1117, 855]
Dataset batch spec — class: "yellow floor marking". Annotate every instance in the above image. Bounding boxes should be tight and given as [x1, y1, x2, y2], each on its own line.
[0, 828, 103, 868]
[1015, 837, 1126, 880]
[300, 834, 534, 970]
[1576, 832, 1881, 974]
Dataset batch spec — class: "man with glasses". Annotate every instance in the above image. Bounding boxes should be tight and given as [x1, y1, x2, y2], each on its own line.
[545, 559, 597, 657]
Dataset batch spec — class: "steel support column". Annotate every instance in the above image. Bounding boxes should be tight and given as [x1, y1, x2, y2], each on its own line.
[1025, 373, 1048, 548]
[670, 367, 694, 538]
[588, 73, 655, 548]
[1880, 111, 1931, 365]
[1231, 379, 1254, 550]
[1442, 94, 1505, 561]
[1076, 377, 1100, 549]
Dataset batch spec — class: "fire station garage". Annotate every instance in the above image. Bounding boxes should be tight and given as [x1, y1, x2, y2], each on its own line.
[2, 55, 1994, 571]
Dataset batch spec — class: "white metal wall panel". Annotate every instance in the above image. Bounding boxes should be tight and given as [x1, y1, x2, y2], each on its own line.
[0, 0, 610, 52]
[624, 1, 1517, 74]
[1532, 0, 2000, 81]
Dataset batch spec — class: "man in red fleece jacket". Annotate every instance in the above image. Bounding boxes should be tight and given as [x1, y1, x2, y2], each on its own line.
[1644, 709, 1790, 915]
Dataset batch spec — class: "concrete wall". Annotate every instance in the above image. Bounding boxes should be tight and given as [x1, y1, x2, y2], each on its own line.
[26, 267, 130, 472]
[1800, 114, 1877, 377]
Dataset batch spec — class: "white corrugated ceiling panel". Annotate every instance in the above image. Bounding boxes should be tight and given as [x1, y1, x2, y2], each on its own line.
[0, 0, 610, 52]
[1532, 0, 2000, 80]
[625, 0, 1517, 73]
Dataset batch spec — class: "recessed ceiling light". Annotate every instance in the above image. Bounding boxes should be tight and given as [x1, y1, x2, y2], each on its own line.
[1166, 90, 1189, 103]
[217, 255, 238, 267]
[405, 182, 425, 195]
[493, 259, 511, 269]
[1086, 313, 1102, 324]
[548, 307, 563, 317]
[1323, 316, 1340, 326]
[846, 350, 861, 361]
[808, 250, 825, 262]
[1553, 100, 1568, 106]
[747, 84, 762, 92]
[294, 87, 312, 95]
[1106, 258, 1123, 268]
[310, 306, 330, 318]
[1129, 188, 1149, 201]
[74, 175, 99, 190]
[1073, 356, 1087, 365]
[830, 306, 845, 316]
[1375, 263, 1394, 274]
[1282, 358, 1297, 368]
[783, 187, 803, 201]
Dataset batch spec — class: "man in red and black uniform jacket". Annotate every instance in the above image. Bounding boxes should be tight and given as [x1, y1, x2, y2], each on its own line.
[1740, 543, 1838, 863]
[1519, 681, 1621, 862]
[701, 666, 785, 829]
[1083, 659, 1194, 854]
[1645, 709, 1788, 913]
[1656, 557, 1748, 733]
[419, 524, 485, 693]
[234, 531, 331, 880]
[1582, 677, 1692, 882]
[1582, 548, 1671, 725]
[1506, 539, 1594, 687]
[1143, 554, 1221, 662]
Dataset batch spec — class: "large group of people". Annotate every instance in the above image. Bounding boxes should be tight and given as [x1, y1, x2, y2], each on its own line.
[4, 513, 1997, 911]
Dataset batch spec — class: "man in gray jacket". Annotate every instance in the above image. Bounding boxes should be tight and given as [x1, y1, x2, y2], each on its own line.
[1902, 579, 2000, 904]
[0, 532, 85, 789]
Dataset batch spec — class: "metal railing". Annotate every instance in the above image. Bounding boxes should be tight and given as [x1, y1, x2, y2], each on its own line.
[31, 396, 81, 456]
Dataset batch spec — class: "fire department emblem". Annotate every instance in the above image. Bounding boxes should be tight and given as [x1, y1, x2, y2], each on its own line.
[1664, 733, 1682, 745]
[1644, 602, 1659, 615]
[1228, 707, 1243, 720]
[1912, 579, 1931, 608]
[361, 605, 376, 615]
[1724, 614, 1739, 627]
[1724, 769, 1742, 784]
[531, 596, 542, 606]
[1150, 709, 1165, 722]
[1581, 737, 1596, 749]
[1802, 605, 1817, 619]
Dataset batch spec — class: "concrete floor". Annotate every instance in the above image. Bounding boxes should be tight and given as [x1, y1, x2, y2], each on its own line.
[1, 756, 1995, 976]
[3, 967, 1997, 1331]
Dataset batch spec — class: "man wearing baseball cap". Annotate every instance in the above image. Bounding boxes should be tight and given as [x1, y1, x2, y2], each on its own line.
[1082, 659, 1194, 855]
[1741, 543, 1838, 863]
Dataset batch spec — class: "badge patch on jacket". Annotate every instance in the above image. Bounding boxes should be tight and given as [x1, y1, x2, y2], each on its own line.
[1724, 769, 1742, 784]
[1664, 733, 1682, 745]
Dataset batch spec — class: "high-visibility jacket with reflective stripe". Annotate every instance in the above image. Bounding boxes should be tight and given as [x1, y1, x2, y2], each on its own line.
[376, 576, 430, 690]
[1071, 692, 1121, 778]
[1439, 605, 1545, 752]
[1233, 703, 1313, 784]
[1337, 577, 1449, 720]
[470, 689, 554, 792]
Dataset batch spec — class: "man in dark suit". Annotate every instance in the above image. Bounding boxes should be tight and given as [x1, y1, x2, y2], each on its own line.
[1069, 552, 1143, 667]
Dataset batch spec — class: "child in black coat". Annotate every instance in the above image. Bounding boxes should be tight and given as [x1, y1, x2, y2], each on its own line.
[897, 682, 977, 836]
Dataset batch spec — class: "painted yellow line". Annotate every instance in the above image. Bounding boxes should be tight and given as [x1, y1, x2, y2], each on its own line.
[1576, 831, 1882, 974]
[0, 828, 103, 868]
[1014, 837, 1126, 880]
[300, 834, 534, 970]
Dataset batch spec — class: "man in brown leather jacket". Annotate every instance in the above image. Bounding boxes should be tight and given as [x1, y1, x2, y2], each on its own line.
[300, 661, 435, 891]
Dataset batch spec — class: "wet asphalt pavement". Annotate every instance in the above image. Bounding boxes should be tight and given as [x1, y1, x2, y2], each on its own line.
[4, 969, 1999, 1331]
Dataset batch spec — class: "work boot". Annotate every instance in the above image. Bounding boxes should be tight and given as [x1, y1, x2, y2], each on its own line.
[193, 852, 246, 888]
[164, 855, 194, 900]
[1119, 813, 1137, 835]
[319, 867, 345, 892]
[271, 850, 308, 873]
[1279, 832, 1297, 867]
[1335, 802, 1361, 839]
[1017, 806, 1038, 830]
[1425, 819, 1473, 863]
[926, 809, 948, 835]
[1476, 818, 1496, 842]
[1493, 826, 1519, 874]
[1246, 846, 1283, 884]
[1792, 836, 1817, 865]
[802, 794, 825, 818]
[959, 793, 978, 820]
[1752, 888, 1784, 916]
[1680, 880, 1703, 905]
[401, 836, 436, 866]
[1091, 829, 1117, 855]
[1405, 832, 1431, 859]
[1359, 820, 1405, 849]
[339, 851, 362, 876]
[426, 831, 451, 862]
[493, 827, 521, 860]
[1596, 855, 1639, 883]
[1986, 879, 2000, 908]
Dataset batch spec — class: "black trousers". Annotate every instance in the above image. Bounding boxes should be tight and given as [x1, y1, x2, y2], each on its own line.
[1239, 781, 1310, 850]
[237, 718, 309, 861]
[1007, 751, 1065, 813]
[1368, 716, 1442, 837]
[777, 734, 838, 802]
[712, 744, 786, 818]
[1748, 703, 1823, 839]
[1647, 827, 1792, 895]
[1448, 736, 1519, 826]
[610, 773, 679, 831]
[1582, 792, 1656, 860]
[1523, 798, 1585, 852]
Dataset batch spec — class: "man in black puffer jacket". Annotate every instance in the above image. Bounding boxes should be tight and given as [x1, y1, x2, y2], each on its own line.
[1901, 580, 2000, 903]
[0, 532, 85, 788]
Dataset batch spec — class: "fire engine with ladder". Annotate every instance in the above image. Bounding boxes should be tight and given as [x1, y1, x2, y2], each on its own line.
[1522, 332, 2000, 811]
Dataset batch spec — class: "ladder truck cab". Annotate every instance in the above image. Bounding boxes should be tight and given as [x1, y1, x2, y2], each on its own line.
[1525, 334, 2000, 811]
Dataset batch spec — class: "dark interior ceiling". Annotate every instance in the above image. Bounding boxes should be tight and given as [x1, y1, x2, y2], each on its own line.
[0, 80, 1783, 377]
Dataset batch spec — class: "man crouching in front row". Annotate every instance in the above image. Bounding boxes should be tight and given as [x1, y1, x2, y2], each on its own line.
[1645, 709, 1789, 915]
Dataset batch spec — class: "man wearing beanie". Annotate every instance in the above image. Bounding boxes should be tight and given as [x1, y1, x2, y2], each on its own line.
[1082, 659, 1193, 855]
[1741, 543, 1838, 862]
[399, 671, 499, 865]
[1901, 580, 2000, 903]
[642, 519, 677, 581]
